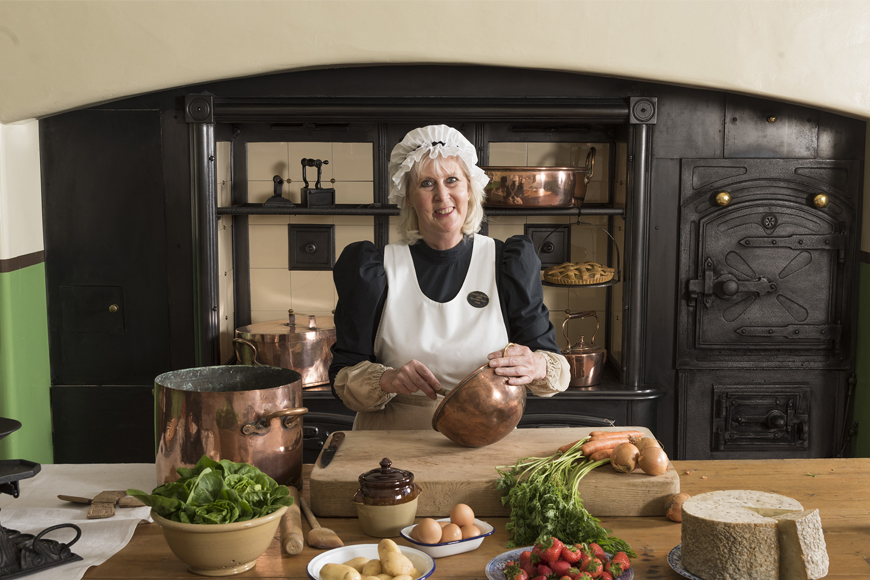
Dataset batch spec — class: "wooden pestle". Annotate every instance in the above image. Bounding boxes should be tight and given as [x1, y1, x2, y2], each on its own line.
[279, 486, 303, 555]
[299, 496, 343, 549]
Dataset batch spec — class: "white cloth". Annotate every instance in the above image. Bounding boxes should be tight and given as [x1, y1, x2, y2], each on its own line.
[374, 235, 510, 392]
[0, 463, 155, 580]
[388, 124, 490, 207]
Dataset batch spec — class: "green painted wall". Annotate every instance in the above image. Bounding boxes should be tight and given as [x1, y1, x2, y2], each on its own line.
[0, 263, 53, 463]
[853, 263, 870, 457]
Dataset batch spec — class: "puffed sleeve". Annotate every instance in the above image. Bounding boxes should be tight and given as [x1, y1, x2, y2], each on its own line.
[499, 235, 570, 396]
[329, 242, 397, 411]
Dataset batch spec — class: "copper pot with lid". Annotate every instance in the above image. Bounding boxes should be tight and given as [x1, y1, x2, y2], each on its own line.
[234, 310, 336, 389]
[561, 310, 606, 387]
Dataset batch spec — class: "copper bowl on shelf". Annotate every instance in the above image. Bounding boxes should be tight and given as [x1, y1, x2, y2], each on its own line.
[481, 148, 595, 208]
[431, 350, 526, 448]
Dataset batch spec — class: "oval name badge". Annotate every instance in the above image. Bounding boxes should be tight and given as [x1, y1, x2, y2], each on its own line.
[467, 291, 489, 308]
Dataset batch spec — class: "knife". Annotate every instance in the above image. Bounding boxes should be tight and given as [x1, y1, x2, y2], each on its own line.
[319, 431, 345, 468]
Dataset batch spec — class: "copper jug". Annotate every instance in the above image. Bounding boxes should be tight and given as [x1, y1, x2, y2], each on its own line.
[561, 310, 606, 387]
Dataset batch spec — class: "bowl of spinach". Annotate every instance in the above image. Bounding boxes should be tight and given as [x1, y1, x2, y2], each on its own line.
[128, 455, 293, 576]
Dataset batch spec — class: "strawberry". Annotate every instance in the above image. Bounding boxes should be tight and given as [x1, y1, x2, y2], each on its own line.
[585, 558, 604, 578]
[610, 551, 631, 572]
[588, 543, 608, 562]
[559, 577, 573, 580]
[600, 572, 614, 580]
[574, 572, 594, 580]
[530, 576, 547, 580]
[504, 560, 529, 580]
[539, 535, 565, 563]
[550, 560, 572, 577]
[560, 544, 583, 564]
[520, 550, 537, 577]
[566, 567, 581, 580]
[537, 563, 554, 578]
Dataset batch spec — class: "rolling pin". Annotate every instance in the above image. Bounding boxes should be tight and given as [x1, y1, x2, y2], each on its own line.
[280, 486, 304, 555]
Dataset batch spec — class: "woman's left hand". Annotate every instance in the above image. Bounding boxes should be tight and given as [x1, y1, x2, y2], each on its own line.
[487, 344, 547, 386]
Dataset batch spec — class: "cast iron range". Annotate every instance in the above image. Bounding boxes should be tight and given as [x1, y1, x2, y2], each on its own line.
[0, 417, 82, 579]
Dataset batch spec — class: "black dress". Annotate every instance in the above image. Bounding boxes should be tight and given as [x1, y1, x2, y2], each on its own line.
[329, 234, 559, 386]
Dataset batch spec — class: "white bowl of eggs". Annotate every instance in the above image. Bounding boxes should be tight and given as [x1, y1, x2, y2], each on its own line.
[399, 504, 494, 558]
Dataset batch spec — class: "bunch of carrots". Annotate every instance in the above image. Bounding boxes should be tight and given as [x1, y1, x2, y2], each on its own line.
[557, 430, 644, 462]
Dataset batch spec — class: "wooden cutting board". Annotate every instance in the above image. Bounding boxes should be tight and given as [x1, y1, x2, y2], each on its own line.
[309, 427, 679, 518]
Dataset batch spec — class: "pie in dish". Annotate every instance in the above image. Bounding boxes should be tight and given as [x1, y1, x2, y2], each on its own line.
[543, 262, 615, 285]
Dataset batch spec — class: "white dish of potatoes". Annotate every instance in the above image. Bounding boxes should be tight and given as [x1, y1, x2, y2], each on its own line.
[306, 539, 435, 580]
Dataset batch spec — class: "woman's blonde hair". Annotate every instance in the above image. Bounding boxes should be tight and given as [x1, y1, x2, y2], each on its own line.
[395, 155, 486, 245]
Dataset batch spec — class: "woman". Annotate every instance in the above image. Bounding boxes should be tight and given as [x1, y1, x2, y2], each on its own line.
[330, 125, 570, 430]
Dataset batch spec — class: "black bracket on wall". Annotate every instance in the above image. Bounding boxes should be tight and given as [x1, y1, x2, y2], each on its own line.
[185, 95, 215, 124]
[629, 97, 657, 125]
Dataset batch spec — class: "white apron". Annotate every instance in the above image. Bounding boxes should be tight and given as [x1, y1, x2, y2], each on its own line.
[356, 234, 510, 430]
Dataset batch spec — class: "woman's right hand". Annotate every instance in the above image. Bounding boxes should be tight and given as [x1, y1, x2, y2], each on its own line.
[379, 360, 441, 400]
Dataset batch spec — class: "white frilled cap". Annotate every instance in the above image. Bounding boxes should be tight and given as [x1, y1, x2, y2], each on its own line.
[388, 124, 490, 207]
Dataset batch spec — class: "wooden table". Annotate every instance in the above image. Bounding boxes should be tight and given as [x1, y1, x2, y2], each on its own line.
[85, 458, 870, 579]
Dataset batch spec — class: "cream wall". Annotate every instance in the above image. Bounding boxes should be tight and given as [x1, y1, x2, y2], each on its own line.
[1, 1, 870, 124]
[0, 121, 43, 260]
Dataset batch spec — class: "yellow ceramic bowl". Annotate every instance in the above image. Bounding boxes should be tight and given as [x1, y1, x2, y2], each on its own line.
[151, 506, 287, 576]
[355, 496, 420, 538]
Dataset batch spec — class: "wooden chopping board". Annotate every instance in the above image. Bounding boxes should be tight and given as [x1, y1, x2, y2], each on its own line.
[309, 427, 679, 518]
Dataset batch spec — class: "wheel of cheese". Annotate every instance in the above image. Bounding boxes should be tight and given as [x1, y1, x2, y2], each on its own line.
[681, 490, 805, 580]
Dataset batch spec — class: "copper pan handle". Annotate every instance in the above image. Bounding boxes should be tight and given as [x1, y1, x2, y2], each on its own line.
[562, 310, 600, 345]
[233, 338, 264, 366]
[583, 147, 596, 184]
[241, 407, 309, 435]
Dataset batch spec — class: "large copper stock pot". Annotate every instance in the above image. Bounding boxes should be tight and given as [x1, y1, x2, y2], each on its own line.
[155, 366, 308, 488]
[233, 310, 336, 388]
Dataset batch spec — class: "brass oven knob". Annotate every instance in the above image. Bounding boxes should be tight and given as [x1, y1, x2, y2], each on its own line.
[715, 192, 732, 207]
[109, 304, 119, 313]
[813, 194, 829, 208]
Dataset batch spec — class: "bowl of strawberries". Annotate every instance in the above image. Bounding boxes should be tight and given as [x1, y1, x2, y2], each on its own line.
[486, 536, 632, 580]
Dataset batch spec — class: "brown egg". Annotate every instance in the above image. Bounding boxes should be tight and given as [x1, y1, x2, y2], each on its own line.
[440, 523, 462, 543]
[460, 524, 480, 539]
[414, 518, 443, 544]
[449, 503, 475, 528]
[438, 520, 451, 527]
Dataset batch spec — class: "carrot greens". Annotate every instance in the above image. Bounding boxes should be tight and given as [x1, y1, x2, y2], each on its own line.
[495, 438, 636, 557]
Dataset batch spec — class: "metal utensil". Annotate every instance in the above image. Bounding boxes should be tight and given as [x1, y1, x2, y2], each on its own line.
[481, 148, 595, 208]
[318, 432, 345, 468]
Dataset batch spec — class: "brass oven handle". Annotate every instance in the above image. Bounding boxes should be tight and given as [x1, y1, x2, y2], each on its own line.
[241, 407, 309, 435]
[233, 338, 264, 366]
[562, 310, 600, 345]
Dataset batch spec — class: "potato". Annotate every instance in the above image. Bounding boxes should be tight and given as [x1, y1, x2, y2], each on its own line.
[377, 538, 401, 561]
[391, 576, 413, 580]
[320, 563, 362, 580]
[361, 577, 381, 580]
[361, 559, 382, 576]
[410, 568, 420, 578]
[375, 574, 392, 580]
[381, 552, 414, 577]
[342, 557, 371, 572]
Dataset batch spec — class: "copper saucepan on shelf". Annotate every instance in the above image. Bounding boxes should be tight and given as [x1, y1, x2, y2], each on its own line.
[233, 310, 336, 388]
[561, 310, 606, 387]
[481, 148, 595, 208]
[431, 344, 526, 448]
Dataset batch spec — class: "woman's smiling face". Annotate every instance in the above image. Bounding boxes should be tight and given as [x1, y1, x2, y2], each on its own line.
[407, 156, 470, 250]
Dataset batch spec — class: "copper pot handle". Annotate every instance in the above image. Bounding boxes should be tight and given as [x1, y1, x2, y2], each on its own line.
[562, 310, 600, 345]
[583, 147, 596, 184]
[241, 407, 309, 435]
[233, 338, 264, 366]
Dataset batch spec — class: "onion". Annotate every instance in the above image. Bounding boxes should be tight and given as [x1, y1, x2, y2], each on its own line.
[632, 436, 661, 453]
[665, 492, 691, 522]
[637, 446, 669, 476]
[610, 442, 639, 473]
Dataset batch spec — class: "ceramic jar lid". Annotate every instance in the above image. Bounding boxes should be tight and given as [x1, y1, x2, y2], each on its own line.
[353, 458, 421, 506]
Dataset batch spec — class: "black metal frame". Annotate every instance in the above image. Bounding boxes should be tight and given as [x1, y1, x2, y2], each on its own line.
[186, 94, 663, 414]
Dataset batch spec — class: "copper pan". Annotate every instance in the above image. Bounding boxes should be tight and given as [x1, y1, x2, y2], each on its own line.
[431, 344, 526, 448]
[154, 366, 307, 488]
[481, 148, 595, 208]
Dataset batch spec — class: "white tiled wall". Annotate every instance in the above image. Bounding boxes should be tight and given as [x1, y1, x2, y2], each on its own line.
[217, 139, 622, 364]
